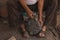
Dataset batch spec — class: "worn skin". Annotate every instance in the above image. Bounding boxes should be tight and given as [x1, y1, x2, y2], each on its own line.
[19, 0, 46, 38]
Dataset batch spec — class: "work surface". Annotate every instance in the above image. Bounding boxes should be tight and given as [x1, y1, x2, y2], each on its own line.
[0, 24, 59, 40]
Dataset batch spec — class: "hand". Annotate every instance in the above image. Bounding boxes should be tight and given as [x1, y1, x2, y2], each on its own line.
[27, 11, 34, 19]
[38, 17, 43, 26]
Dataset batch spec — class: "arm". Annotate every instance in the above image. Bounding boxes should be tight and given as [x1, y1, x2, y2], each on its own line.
[19, 0, 34, 18]
[38, 0, 44, 22]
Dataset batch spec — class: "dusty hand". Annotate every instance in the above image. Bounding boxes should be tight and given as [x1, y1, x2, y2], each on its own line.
[38, 17, 43, 26]
[27, 11, 34, 19]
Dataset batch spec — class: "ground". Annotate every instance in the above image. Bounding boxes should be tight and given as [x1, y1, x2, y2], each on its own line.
[0, 23, 59, 40]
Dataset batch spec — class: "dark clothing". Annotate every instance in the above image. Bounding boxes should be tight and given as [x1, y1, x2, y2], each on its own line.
[7, 0, 58, 27]
[18, 2, 38, 12]
[44, 0, 58, 27]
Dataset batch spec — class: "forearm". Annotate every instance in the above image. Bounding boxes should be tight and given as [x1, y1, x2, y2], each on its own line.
[19, 0, 32, 15]
[38, 0, 44, 18]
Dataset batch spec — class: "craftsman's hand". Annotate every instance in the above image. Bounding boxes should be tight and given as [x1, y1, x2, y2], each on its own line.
[27, 11, 34, 19]
[38, 16, 43, 26]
